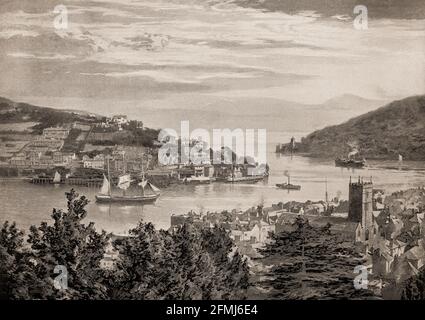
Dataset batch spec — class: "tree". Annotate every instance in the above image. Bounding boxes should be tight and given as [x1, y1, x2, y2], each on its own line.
[401, 267, 425, 300]
[257, 217, 376, 299]
[0, 190, 250, 300]
[0, 221, 25, 299]
[111, 222, 250, 300]
[23, 189, 110, 299]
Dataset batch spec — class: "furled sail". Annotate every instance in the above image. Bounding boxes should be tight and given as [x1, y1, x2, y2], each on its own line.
[100, 174, 110, 195]
[118, 174, 132, 190]
[53, 171, 61, 183]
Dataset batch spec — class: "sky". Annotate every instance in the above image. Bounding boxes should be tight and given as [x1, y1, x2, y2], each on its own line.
[0, 0, 424, 131]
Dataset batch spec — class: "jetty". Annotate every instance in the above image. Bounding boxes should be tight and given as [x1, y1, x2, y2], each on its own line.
[30, 176, 103, 187]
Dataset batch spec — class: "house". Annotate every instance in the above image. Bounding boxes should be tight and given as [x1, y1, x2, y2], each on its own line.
[304, 202, 326, 215]
[112, 115, 128, 125]
[9, 153, 28, 167]
[83, 154, 105, 170]
[53, 152, 75, 165]
[404, 241, 425, 271]
[234, 221, 274, 244]
[177, 166, 195, 180]
[29, 154, 55, 168]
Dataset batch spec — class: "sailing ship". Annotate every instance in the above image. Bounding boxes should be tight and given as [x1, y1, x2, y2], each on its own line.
[276, 171, 301, 190]
[95, 156, 160, 204]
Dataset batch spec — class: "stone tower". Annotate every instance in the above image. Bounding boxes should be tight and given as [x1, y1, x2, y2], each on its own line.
[349, 177, 373, 241]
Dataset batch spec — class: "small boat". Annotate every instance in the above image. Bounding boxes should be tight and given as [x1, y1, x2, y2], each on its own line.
[52, 171, 61, 184]
[183, 176, 211, 184]
[95, 157, 160, 204]
[276, 183, 301, 190]
[335, 158, 366, 168]
[276, 173, 301, 190]
[226, 175, 264, 183]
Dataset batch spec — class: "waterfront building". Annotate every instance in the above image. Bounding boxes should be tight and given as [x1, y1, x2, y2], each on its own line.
[9, 153, 29, 168]
[52, 151, 74, 166]
[83, 154, 105, 170]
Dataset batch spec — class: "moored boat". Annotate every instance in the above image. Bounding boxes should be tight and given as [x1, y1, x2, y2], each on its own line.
[183, 176, 211, 184]
[225, 175, 264, 183]
[95, 193, 159, 204]
[95, 156, 160, 204]
[335, 158, 366, 168]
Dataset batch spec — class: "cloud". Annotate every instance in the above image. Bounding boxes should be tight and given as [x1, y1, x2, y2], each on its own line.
[233, 0, 425, 19]
[0, 0, 423, 113]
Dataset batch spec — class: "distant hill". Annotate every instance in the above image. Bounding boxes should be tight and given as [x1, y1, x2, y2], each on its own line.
[299, 95, 425, 160]
[0, 97, 102, 133]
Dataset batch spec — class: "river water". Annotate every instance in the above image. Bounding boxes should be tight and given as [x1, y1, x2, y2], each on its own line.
[1, 131, 425, 233]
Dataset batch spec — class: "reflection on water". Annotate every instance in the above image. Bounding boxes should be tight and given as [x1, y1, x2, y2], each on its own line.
[1, 153, 425, 233]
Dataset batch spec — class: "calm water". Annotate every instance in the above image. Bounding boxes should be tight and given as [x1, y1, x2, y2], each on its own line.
[1, 132, 425, 233]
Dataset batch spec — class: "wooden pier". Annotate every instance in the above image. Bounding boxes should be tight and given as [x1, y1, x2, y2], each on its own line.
[30, 177, 103, 187]
[30, 177, 53, 184]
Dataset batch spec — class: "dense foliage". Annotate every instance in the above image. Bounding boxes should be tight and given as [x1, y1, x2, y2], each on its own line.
[299, 95, 425, 160]
[0, 189, 249, 300]
[401, 267, 425, 300]
[257, 217, 376, 299]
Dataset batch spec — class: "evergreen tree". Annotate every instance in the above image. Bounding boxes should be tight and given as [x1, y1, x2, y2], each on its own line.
[257, 217, 376, 299]
[0, 190, 250, 300]
[24, 189, 110, 299]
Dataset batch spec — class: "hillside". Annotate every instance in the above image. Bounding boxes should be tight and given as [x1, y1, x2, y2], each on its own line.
[299, 95, 425, 160]
[0, 97, 102, 133]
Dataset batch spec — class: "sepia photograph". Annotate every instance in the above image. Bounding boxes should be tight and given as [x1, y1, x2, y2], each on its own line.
[0, 0, 425, 308]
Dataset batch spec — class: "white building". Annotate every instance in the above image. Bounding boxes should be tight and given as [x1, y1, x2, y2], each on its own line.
[83, 154, 105, 170]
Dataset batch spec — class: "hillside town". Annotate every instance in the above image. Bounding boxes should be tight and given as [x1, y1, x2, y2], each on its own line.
[0, 112, 270, 188]
[166, 177, 425, 298]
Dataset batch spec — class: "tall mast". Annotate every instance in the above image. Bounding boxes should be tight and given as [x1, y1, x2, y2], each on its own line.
[141, 153, 145, 196]
[325, 177, 328, 203]
[107, 156, 111, 196]
[122, 152, 126, 196]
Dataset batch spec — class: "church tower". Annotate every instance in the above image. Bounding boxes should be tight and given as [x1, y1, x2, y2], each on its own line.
[349, 177, 373, 242]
